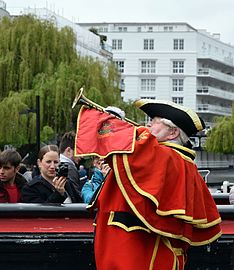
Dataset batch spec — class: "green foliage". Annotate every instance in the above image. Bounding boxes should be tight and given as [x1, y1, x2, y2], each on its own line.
[0, 15, 142, 149]
[205, 106, 234, 153]
[41, 126, 55, 142]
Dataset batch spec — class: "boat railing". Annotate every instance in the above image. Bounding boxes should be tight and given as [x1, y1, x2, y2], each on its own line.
[0, 203, 92, 218]
[198, 169, 210, 183]
[0, 202, 233, 217]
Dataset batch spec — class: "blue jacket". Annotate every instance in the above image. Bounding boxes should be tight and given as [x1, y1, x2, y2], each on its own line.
[81, 168, 104, 203]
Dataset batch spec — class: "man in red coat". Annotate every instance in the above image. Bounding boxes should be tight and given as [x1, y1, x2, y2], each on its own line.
[86, 100, 222, 270]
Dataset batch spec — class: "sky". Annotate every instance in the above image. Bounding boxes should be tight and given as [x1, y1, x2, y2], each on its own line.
[5, 0, 234, 45]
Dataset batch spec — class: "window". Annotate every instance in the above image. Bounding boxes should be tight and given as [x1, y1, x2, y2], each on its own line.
[141, 79, 156, 91]
[172, 61, 184, 73]
[148, 27, 153, 32]
[118, 27, 127, 32]
[164, 26, 173, 31]
[141, 60, 156, 73]
[173, 39, 184, 50]
[172, 79, 184, 91]
[172, 97, 184, 104]
[115, 61, 124, 73]
[143, 39, 154, 50]
[112, 39, 122, 50]
[120, 79, 125, 90]
[137, 27, 141, 32]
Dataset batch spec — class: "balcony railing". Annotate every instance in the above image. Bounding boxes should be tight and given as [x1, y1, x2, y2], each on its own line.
[197, 52, 234, 67]
[197, 68, 234, 84]
[197, 86, 234, 100]
[197, 104, 232, 115]
[196, 160, 230, 169]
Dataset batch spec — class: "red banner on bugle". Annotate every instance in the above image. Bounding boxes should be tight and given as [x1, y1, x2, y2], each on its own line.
[75, 106, 136, 158]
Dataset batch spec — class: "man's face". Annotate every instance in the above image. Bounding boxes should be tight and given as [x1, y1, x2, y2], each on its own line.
[64, 147, 81, 164]
[147, 117, 177, 142]
[0, 162, 19, 185]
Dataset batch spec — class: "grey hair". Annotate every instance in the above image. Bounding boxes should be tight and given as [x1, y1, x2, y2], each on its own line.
[160, 118, 189, 146]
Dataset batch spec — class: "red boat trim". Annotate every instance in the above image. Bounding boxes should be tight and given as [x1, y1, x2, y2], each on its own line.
[0, 218, 94, 233]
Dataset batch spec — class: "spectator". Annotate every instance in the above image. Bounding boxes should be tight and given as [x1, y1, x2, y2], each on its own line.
[79, 164, 88, 183]
[59, 131, 83, 190]
[81, 158, 110, 203]
[19, 164, 32, 182]
[21, 145, 82, 203]
[0, 150, 27, 203]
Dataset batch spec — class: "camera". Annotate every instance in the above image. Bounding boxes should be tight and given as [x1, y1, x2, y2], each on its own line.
[56, 163, 69, 177]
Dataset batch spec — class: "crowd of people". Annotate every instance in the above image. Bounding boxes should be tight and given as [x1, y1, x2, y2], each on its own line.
[0, 131, 110, 204]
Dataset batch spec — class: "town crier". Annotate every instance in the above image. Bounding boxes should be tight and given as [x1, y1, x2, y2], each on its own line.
[76, 99, 222, 270]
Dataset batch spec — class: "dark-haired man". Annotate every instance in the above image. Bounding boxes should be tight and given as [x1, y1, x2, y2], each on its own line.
[0, 149, 27, 203]
[59, 131, 83, 202]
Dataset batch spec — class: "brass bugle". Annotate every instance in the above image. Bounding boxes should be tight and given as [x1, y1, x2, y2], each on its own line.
[72, 87, 140, 126]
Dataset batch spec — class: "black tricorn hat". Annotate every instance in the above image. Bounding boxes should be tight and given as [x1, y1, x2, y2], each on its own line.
[134, 99, 205, 137]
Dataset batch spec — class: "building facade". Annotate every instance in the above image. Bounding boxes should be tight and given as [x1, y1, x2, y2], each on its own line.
[79, 22, 234, 129]
[79, 22, 234, 169]
[3, 3, 112, 62]
[0, 0, 10, 19]
[22, 8, 112, 62]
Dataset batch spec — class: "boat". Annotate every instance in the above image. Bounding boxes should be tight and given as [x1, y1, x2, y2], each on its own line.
[0, 195, 233, 270]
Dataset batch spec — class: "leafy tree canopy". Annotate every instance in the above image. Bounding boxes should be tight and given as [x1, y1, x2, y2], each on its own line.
[205, 105, 234, 154]
[0, 15, 143, 149]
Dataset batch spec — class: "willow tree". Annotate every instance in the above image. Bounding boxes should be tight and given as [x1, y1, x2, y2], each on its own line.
[0, 15, 141, 148]
[205, 105, 234, 154]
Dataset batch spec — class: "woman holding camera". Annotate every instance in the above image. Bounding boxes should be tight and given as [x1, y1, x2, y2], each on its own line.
[21, 145, 82, 203]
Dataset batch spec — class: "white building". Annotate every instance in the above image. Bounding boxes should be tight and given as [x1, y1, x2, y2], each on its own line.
[0, 0, 10, 19]
[4, 4, 112, 62]
[79, 22, 234, 169]
[79, 22, 234, 130]
[22, 8, 112, 62]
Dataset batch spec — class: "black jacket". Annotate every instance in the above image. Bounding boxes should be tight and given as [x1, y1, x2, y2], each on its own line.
[21, 175, 82, 203]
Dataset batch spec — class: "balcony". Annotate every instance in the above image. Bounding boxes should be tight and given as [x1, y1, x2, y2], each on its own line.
[197, 68, 234, 85]
[100, 43, 113, 60]
[197, 104, 232, 115]
[197, 86, 234, 101]
[196, 160, 231, 169]
[197, 52, 234, 67]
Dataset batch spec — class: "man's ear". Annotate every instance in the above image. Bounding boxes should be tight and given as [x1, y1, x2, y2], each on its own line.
[15, 165, 20, 173]
[167, 127, 180, 140]
[67, 147, 72, 153]
[66, 147, 72, 155]
[64, 147, 74, 158]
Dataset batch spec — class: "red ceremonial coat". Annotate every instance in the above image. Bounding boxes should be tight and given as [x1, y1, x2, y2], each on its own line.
[90, 126, 222, 270]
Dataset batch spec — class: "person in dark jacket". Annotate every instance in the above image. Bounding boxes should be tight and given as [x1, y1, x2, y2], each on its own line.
[21, 145, 82, 203]
[59, 131, 84, 190]
[0, 149, 27, 203]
